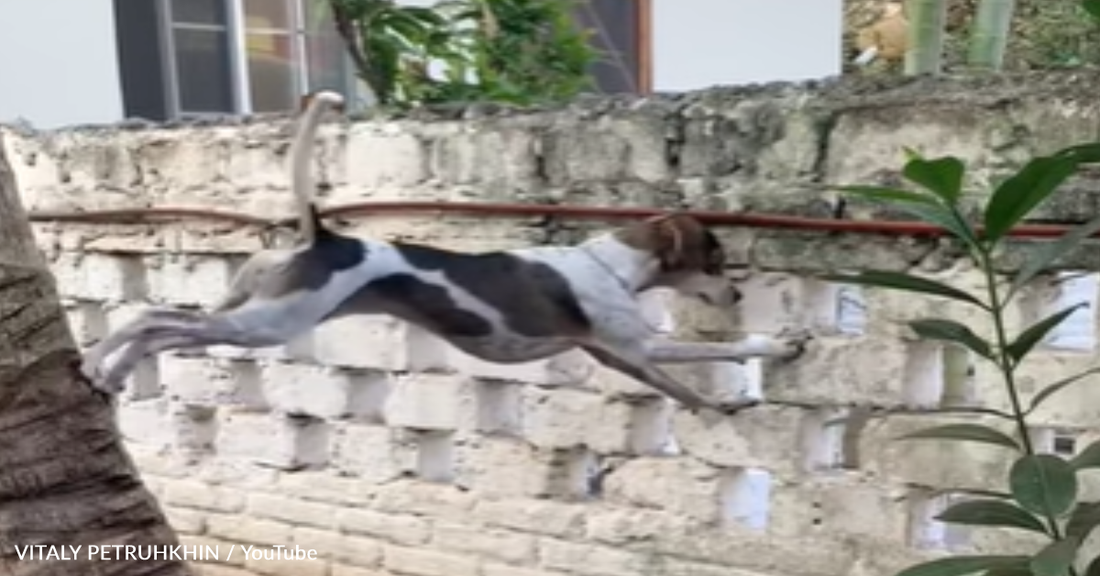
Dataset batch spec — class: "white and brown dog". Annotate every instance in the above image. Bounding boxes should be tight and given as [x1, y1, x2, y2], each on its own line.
[80, 91, 810, 414]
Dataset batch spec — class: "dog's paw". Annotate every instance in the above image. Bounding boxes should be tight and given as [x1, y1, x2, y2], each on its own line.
[776, 328, 813, 361]
[76, 356, 126, 396]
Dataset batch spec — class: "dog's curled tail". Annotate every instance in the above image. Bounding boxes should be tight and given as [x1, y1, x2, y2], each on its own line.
[289, 89, 345, 244]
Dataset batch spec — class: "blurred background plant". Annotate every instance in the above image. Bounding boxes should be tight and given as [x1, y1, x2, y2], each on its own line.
[322, 0, 596, 108]
[845, 0, 1100, 74]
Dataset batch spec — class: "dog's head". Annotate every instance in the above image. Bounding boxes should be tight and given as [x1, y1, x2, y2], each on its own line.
[617, 213, 742, 306]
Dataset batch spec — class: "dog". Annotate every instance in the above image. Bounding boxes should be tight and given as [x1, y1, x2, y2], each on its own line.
[79, 90, 810, 414]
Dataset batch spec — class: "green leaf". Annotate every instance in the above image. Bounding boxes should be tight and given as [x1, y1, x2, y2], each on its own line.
[1028, 367, 1100, 415]
[820, 270, 989, 309]
[1010, 454, 1079, 517]
[983, 568, 1036, 576]
[1010, 215, 1100, 300]
[1081, 0, 1100, 22]
[895, 556, 1030, 576]
[904, 156, 967, 203]
[984, 155, 1080, 243]
[1067, 501, 1100, 541]
[934, 499, 1048, 534]
[899, 424, 1021, 451]
[1030, 538, 1080, 576]
[833, 185, 977, 245]
[1071, 440, 1100, 471]
[1006, 304, 1089, 362]
[835, 185, 939, 205]
[909, 319, 994, 358]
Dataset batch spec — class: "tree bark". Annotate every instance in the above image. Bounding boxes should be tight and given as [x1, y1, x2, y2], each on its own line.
[0, 134, 191, 575]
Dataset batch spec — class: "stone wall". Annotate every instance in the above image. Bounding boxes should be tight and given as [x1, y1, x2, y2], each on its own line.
[5, 72, 1100, 576]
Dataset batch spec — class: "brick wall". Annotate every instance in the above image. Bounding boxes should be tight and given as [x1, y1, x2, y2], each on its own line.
[5, 72, 1100, 576]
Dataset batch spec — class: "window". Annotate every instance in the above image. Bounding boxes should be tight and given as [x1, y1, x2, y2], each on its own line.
[114, 0, 650, 121]
[115, 0, 354, 120]
[575, 0, 652, 94]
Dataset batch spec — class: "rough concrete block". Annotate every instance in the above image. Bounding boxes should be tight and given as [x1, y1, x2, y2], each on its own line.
[859, 414, 1016, 490]
[470, 498, 585, 538]
[431, 522, 536, 564]
[371, 480, 477, 520]
[293, 527, 383, 568]
[337, 508, 431, 546]
[135, 131, 227, 191]
[274, 470, 377, 507]
[145, 255, 235, 307]
[519, 387, 611, 449]
[215, 412, 331, 470]
[764, 337, 912, 407]
[117, 397, 172, 448]
[449, 347, 594, 387]
[768, 478, 910, 544]
[259, 361, 354, 419]
[51, 252, 146, 302]
[603, 457, 727, 522]
[243, 553, 328, 576]
[248, 493, 338, 530]
[383, 373, 474, 430]
[538, 538, 649, 576]
[305, 315, 449, 372]
[672, 406, 812, 475]
[429, 126, 541, 188]
[453, 436, 566, 498]
[163, 506, 206, 535]
[205, 513, 293, 545]
[343, 125, 428, 188]
[160, 356, 234, 402]
[383, 545, 479, 576]
[483, 565, 571, 576]
[584, 508, 693, 546]
[330, 423, 416, 483]
[162, 480, 246, 513]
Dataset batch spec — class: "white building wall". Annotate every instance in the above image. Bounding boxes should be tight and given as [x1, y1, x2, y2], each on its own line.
[0, 0, 124, 129]
[652, 0, 843, 91]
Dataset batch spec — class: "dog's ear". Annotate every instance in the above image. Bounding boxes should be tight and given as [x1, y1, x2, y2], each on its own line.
[647, 214, 688, 269]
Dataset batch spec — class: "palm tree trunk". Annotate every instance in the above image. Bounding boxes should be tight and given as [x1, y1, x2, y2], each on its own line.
[0, 136, 190, 575]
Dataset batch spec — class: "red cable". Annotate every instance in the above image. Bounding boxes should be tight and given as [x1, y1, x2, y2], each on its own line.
[27, 200, 1089, 239]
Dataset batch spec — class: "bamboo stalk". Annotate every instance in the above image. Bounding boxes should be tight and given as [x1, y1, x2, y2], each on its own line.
[967, 0, 1017, 71]
[904, 0, 948, 75]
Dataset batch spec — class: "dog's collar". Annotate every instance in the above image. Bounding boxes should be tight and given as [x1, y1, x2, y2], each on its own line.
[581, 245, 634, 295]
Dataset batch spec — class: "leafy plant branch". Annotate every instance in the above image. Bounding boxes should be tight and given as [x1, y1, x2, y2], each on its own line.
[322, 0, 597, 108]
[825, 141, 1100, 576]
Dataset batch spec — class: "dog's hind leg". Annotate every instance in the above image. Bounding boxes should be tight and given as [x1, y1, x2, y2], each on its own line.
[80, 308, 209, 384]
[91, 313, 290, 394]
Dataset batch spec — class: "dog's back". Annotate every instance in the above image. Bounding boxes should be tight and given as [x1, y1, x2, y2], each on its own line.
[329, 242, 594, 363]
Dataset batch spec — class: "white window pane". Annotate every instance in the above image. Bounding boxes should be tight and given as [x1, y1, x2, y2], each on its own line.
[171, 0, 227, 26]
[173, 28, 234, 112]
[247, 32, 297, 112]
[244, 0, 292, 29]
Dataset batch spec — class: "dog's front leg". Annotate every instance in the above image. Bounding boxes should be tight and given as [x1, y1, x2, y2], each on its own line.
[580, 344, 757, 415]
[644, 332, 810, 364]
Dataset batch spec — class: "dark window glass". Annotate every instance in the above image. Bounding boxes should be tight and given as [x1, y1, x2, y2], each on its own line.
[170, 0, 228, 25]
[575, 0, 641, 94]
[173, 28, 234, 112]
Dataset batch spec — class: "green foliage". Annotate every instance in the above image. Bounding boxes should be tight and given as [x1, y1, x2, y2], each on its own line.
[324, 0, 596, 108]
[829, 141, 1100, 576]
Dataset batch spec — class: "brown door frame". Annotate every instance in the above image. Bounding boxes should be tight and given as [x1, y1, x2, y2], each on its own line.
[635, 0, 653, 93]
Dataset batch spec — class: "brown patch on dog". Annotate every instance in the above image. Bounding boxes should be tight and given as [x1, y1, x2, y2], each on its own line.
[616, 213, 727, 275]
